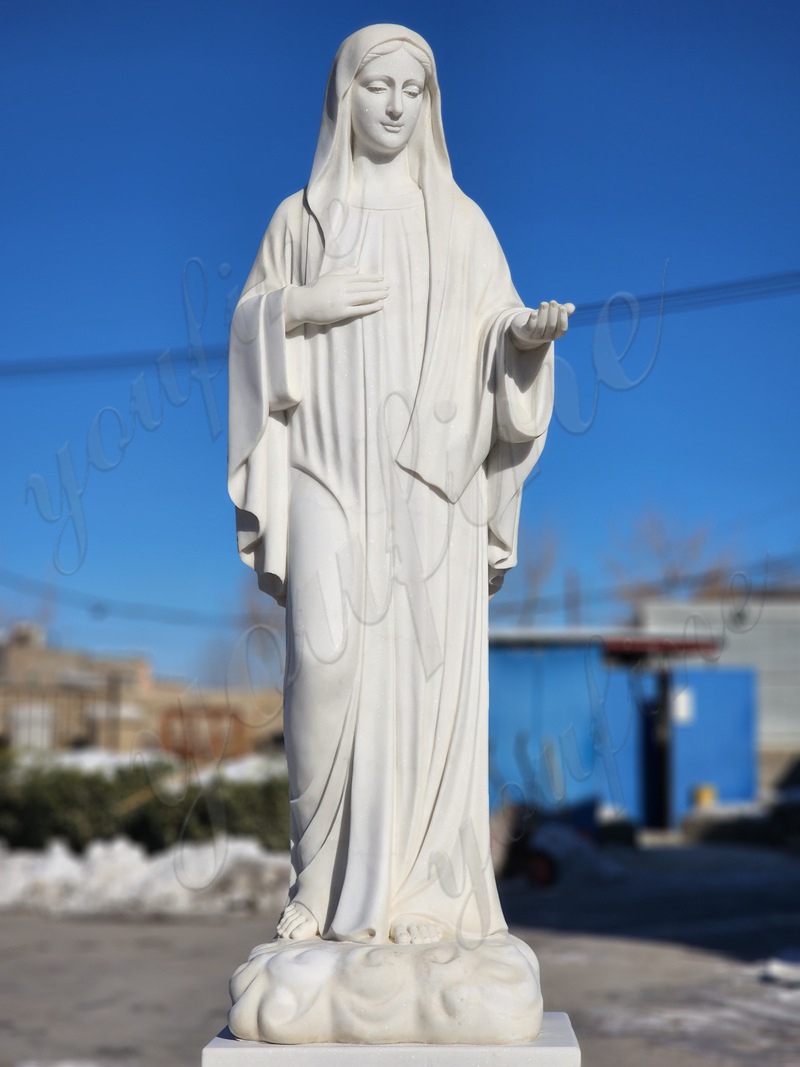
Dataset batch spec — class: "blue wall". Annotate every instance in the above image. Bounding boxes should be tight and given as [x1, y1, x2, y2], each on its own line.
[671, 667, 756, 822]
[488, 642, 755, 828]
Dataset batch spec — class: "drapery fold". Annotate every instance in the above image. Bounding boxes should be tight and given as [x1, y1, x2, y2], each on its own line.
[228, 190, 554, 603]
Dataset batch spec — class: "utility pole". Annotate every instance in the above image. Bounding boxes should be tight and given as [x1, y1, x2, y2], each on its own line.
[106, 671, 122, 751]
[564, 569, 581, 627]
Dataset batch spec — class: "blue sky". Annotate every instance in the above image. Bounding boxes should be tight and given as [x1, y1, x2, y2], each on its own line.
[1, 0, 798, 681]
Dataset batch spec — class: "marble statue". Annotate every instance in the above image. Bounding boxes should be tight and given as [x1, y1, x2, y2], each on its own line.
[225, 24, 573, 1046]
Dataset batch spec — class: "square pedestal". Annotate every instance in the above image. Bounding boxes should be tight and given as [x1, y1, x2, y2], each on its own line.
[202, 1013, 580, 1065]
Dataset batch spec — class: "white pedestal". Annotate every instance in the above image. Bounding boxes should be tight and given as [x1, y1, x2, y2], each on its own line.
[202, 1013, 580, 1065]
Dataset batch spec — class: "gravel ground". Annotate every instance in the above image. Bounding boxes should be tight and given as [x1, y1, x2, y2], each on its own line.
[2, 843, 800, 1066]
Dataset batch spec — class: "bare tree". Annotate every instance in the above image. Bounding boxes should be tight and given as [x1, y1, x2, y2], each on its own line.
[195, 577, 285, 689]
[488, 516, 558, 623]
[241, 577, 285, 634]
[606, 508, 733, 607]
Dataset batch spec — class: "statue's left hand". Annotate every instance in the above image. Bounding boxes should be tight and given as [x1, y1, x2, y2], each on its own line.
[510, 301, 575, 350]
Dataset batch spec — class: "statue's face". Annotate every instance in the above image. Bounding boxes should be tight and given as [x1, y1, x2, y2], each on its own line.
[351, 47, 426, 158]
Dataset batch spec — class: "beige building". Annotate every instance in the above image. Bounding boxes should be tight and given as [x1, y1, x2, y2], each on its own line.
[0, 623, 283, 761]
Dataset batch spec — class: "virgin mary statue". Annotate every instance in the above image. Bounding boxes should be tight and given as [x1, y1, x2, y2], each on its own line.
[226, 24, 571, 1044]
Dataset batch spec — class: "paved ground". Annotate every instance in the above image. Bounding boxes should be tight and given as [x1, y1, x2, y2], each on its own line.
[2, 843, 800, 1066]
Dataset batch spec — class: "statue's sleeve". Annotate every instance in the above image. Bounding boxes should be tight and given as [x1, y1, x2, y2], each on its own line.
[471, 214, 555, 594]
[227, 194, 305, 603]
[486, 322, 554, 594]
[392, 190, 555, 596]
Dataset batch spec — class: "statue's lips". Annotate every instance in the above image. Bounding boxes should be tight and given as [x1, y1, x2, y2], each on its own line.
[381, 123, 404, 133]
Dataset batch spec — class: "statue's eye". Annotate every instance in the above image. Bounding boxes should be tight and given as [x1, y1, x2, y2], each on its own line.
[404, 86, 421, 99]
[366, 84, 387, 94]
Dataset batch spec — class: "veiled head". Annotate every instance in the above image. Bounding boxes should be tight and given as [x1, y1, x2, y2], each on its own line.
[306, 26, 451, 237]
[351, 45, 428, 159]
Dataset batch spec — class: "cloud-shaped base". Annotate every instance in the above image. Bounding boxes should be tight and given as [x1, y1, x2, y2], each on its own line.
[228, 933, 542, 1045]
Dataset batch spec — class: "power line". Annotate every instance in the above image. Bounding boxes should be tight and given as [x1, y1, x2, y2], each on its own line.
[490, 550, 800, 618]
[0, 345, 228, 383]
[1, 269, 798, 381]
[2, 552, 799, 631]
[0, 568, 238, 630]
[567, 267, 800, 327]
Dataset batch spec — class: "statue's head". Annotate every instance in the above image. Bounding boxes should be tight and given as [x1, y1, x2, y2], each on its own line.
[350, 41, 431, 160]
[307, 26, 450, 239]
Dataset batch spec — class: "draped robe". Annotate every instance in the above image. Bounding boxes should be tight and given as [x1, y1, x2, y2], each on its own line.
[227, 24, 554, 946]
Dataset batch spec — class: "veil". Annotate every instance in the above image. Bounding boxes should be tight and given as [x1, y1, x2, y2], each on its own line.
[305, 24, 452, 247]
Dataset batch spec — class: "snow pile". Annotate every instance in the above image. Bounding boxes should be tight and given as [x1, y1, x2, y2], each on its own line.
[12, 748, 289, 784]
[533, 823, 627, 882]
[0, 836, 290, 917]
[761, 950, 800, 988]
[195, 751, 288, 785]
[15, 747, 175, 778]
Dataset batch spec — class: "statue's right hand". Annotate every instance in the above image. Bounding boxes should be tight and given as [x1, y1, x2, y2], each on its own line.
[285, 269, 388, 330]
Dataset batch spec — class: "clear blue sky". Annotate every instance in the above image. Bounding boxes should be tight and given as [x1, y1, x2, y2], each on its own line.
[1, 0, 798, 681]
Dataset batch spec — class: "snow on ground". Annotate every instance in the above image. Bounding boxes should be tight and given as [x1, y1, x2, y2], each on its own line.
[193, 751, 288, 785]
[594, 978, 800, 1061]
[532, 822, 627, 881]
[14, 747, 175, 777]
[583, 940, 800, 1062]
[16, 1062, 123, 1067]
[0, 836, 290, 917]
[762, 949, 800, 988]
[13, 748, 289, 783]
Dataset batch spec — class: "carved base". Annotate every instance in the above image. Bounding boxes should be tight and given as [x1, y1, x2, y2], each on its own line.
[228, 933, 543, 1045]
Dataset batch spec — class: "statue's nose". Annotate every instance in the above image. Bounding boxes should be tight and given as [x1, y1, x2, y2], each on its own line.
[386, 88, 403, 120]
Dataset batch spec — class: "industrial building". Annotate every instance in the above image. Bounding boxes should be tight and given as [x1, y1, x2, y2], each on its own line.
[635, 591, 800, 790]
[488, 628, 755, 830]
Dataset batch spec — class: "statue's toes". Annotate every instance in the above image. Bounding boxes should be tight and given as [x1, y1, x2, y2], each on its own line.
[277, 903, 304, 938]
[394, 923, 411, 944]
[278, 919, 298, 938]
[303, 918, 321, 939]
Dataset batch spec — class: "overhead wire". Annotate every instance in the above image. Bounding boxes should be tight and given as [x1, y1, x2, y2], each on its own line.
[2, 552, 799, 631]
[567, 267, 800, 327]
[1, 269, 798, 380]
[490, 550, 800, 618]
[1, 267, 798, 629]
[0, 567, 235, 629]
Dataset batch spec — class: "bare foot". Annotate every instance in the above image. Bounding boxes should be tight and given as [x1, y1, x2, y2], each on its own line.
[390, 918, 444, 944]
[276, 901, 319, 940]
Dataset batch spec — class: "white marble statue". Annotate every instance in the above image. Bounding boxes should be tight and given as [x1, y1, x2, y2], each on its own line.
[226, 24, 573, 1045]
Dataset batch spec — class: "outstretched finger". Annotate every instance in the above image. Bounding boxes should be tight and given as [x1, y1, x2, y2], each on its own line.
[345, 272, 385, 284]
[344, 299, 386, 317]
[347, 289, 389, 306]
[345, 280, 389, 294]
[557, 304, 569, 334]
[345, 283, 387, 292]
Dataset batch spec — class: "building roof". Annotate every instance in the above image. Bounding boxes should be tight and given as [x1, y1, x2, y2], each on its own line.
[489, 626, 720, 658]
